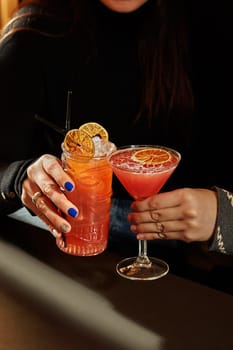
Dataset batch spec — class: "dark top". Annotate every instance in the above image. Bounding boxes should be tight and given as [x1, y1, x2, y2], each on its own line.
[0, 1, 233, 255]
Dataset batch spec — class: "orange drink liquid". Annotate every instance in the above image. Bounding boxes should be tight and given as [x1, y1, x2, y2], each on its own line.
[56, 148, 113, 256]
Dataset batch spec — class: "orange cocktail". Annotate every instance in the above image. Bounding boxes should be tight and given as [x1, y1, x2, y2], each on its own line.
[56, 122, 115, 256]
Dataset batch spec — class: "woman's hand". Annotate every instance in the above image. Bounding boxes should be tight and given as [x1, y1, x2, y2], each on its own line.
[128, 188, 218, 243]
[21, 154, 79, 238]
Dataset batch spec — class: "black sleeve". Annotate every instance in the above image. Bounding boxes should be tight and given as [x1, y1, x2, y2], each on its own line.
[0, 32, 45, 215]
[0, 160, 35, 215]
[209, 187, 233, 255]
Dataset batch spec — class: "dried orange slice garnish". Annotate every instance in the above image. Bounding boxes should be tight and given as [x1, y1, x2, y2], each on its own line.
[79, 122, 108, 141]
[133, 148, 172, 165]
[63, 128, 94, 156]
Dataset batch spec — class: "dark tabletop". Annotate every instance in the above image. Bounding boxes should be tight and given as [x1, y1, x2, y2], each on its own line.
[0, 217, 233, 350]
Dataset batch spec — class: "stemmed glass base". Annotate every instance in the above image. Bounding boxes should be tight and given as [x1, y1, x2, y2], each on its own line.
[116, 256, 169, 281]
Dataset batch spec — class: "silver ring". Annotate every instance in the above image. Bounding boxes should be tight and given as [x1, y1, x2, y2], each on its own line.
[157, 232, 167, 240]
[31, 191, 42, 205]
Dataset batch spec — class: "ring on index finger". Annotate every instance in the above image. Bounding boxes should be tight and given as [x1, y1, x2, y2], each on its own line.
[31, 191, 42, 205]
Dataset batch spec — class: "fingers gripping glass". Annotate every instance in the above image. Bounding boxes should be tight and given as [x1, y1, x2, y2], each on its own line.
[108, 145, 181, 281]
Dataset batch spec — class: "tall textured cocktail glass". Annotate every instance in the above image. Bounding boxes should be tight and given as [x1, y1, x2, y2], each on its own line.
[56, 123, 115, 256]
[108, 145, 181, 280]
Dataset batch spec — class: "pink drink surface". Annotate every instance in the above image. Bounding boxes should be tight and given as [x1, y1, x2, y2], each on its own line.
[110, 147, 180, 200]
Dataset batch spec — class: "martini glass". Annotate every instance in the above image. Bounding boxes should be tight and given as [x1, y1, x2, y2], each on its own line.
[108, 145, 181, 280]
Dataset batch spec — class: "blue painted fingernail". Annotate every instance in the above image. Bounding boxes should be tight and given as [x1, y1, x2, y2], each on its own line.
[64, 181, 74, 191]
[68, 208, 78, 218]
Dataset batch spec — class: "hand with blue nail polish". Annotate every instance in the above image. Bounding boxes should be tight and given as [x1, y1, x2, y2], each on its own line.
[21, 154, 79, 240]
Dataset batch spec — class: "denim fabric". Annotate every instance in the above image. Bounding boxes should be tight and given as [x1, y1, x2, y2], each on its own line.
[108, 198, 138, 255]
[110, 198, 133, 239]
[8, 207, 48, 230]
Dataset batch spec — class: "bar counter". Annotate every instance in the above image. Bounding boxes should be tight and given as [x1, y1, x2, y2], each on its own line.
[0, 217, 233, 350]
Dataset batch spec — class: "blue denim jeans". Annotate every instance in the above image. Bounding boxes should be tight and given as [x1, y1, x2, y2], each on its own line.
[108, 198, 137, 255]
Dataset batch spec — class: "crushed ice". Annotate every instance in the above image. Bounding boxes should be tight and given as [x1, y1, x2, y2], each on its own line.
[93, 136, 116, 156]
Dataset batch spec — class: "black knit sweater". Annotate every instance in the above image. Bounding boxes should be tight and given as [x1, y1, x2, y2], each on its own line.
[0, 1, 233, 255]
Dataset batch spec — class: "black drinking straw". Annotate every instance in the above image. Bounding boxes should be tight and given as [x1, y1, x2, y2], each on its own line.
[65, 90, 72, 132]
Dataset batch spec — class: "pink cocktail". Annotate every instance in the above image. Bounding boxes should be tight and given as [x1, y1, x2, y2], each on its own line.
[110, 148, 179, 200]
[108, 145, 181, 280]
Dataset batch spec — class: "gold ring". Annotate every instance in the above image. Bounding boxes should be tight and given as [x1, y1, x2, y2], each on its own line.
[31, 191, 42, 205]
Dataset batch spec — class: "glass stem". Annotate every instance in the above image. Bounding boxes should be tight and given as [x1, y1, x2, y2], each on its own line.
[136, 239, 151, 265]
[139, 239, 147, 257]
